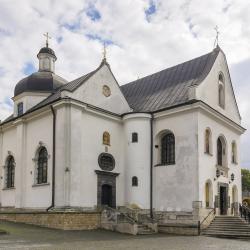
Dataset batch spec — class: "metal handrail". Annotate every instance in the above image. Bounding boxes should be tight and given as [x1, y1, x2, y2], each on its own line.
[239, 204, 250, 223]
[103, 206, 136, 225]
[200, 208, 215, 226]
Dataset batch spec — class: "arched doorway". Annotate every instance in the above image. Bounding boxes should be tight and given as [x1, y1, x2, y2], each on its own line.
[101, 184, 113, 207]
[205, 180, 213, 208]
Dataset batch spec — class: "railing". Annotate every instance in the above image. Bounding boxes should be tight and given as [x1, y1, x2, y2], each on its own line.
[102, 206, 136, 225]
[239, 204, 250, 223]
[198, 208, 216, 235]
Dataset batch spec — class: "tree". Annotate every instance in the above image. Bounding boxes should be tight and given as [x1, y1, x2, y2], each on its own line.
[242, 169, 250, 191]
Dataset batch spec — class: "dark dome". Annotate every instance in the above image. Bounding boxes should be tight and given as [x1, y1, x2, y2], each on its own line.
[14, 71, 68, 96]
[38, 47, 56, 58]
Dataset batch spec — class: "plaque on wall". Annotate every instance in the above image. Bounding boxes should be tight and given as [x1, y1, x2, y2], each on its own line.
[98, 153, 115, 171]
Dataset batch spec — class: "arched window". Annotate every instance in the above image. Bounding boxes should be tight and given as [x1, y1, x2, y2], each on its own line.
[161, 132, 175, 165]
[218, 74, 225, 108]
[217, 138, 223, 166]
[5, 155, 15, 188]
[132, 176, 138, 187]
[232, 142, 237, 164]
[37, 147, 48, 184]
[103, 131, 110, 146]
[217, 136, 226, 167]
[132, 132, 138, 143]
[205, 129, 212, 154]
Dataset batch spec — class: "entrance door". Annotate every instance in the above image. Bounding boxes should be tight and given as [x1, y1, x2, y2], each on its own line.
[101, 184, 113, 207]
[220, 186, 227, 215]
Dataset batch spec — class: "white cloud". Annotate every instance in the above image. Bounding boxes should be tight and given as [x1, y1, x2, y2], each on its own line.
[0, 0, 250, 167]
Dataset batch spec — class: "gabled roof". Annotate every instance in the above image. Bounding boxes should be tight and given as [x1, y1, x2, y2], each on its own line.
[1, 49, 220, 125]
[120, 47, 220, 112]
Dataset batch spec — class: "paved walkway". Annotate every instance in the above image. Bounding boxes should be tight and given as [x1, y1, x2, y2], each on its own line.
[0, 221, 249, 250]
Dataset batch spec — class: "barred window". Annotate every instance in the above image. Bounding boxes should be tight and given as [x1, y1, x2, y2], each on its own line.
[161, 133, 175, 165]
[37, 147, 48, 184]
[132, 176, 138, 187]
[132, 132, 138, 143]
[6, 156, 15, 188]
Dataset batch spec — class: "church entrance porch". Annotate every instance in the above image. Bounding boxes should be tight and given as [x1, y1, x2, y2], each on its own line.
[95, 170, 119, 208]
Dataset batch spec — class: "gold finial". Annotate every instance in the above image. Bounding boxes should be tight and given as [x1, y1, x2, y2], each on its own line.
[214, 25, 220, 48]
[102, 42, 107, 60]
[43, 32, 51, 48]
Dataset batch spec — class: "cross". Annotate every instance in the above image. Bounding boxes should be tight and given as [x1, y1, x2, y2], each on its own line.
[102, 42, 107, 60]
[43, 32, 51, 48]
[214, 25, 220, 48]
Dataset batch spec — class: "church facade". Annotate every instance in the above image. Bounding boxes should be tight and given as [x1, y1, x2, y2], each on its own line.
[0, 43, 245, 218]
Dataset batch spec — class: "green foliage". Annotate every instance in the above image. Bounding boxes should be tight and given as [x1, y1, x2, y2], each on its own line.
[242, 169, 250, 191]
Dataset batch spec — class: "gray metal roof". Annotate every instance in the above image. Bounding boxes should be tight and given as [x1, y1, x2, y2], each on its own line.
[120, 48, 220, 112]
[14, 71, 68, 96]
[26, 70, 97, 113]
[1, 49, 220, 125]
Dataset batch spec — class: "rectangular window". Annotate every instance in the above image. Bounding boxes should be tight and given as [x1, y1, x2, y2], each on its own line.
[17, 102, 23, 116]
[132, 132, 138, 143]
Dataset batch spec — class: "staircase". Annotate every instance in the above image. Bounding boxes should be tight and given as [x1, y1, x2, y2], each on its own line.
[202, 216, 250, 238]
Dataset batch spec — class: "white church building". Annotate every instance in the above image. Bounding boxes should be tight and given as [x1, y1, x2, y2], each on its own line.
[0, 41, 245, 218]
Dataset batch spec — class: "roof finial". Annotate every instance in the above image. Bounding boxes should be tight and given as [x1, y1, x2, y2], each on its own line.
[102, 42, 107, 60]
[43, 32, 51, 48]
[214, 25, 220, 48]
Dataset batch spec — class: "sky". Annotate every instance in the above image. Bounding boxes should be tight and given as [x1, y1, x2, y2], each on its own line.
[0, 0, 250, 167]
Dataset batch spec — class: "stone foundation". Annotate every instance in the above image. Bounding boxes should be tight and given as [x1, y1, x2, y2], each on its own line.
[0, 211, 101, 230]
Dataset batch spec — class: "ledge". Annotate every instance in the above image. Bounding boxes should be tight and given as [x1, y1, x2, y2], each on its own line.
[154, 163, 175, 167]
[32, 183, 50, 187]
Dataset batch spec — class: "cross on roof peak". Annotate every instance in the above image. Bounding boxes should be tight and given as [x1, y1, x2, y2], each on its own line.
[102, 42, 107, 60]
[43, 32, 51, 48]
[214, 25, 220, 48]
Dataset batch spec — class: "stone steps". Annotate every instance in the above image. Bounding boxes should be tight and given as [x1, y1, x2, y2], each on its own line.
[137, 224, 156, 235]
[202, 216, 250, 239]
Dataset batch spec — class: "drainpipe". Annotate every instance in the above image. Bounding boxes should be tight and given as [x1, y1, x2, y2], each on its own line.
[47, 105, 56, 211]
[150, 113, 154, 219]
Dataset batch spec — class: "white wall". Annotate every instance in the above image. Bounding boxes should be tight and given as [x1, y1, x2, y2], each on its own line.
[198, 110, 242, 210]
[0, 112, 53, 209]
[64, 64, 131, 115]
[0, 127, 17, 207]
[196, 51, 241, 124]
[24, 114, 53, 208]
[153, 110, 199, 212]
[54, 103, 125, 208]
[13, 92, 50, 117]
[123, 113, 151, 209]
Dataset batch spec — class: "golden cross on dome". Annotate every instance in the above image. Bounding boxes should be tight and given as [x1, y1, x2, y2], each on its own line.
[103, 42, 107, 60]
[214, 25, 220, 48]
[43, 32, 51, 47]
